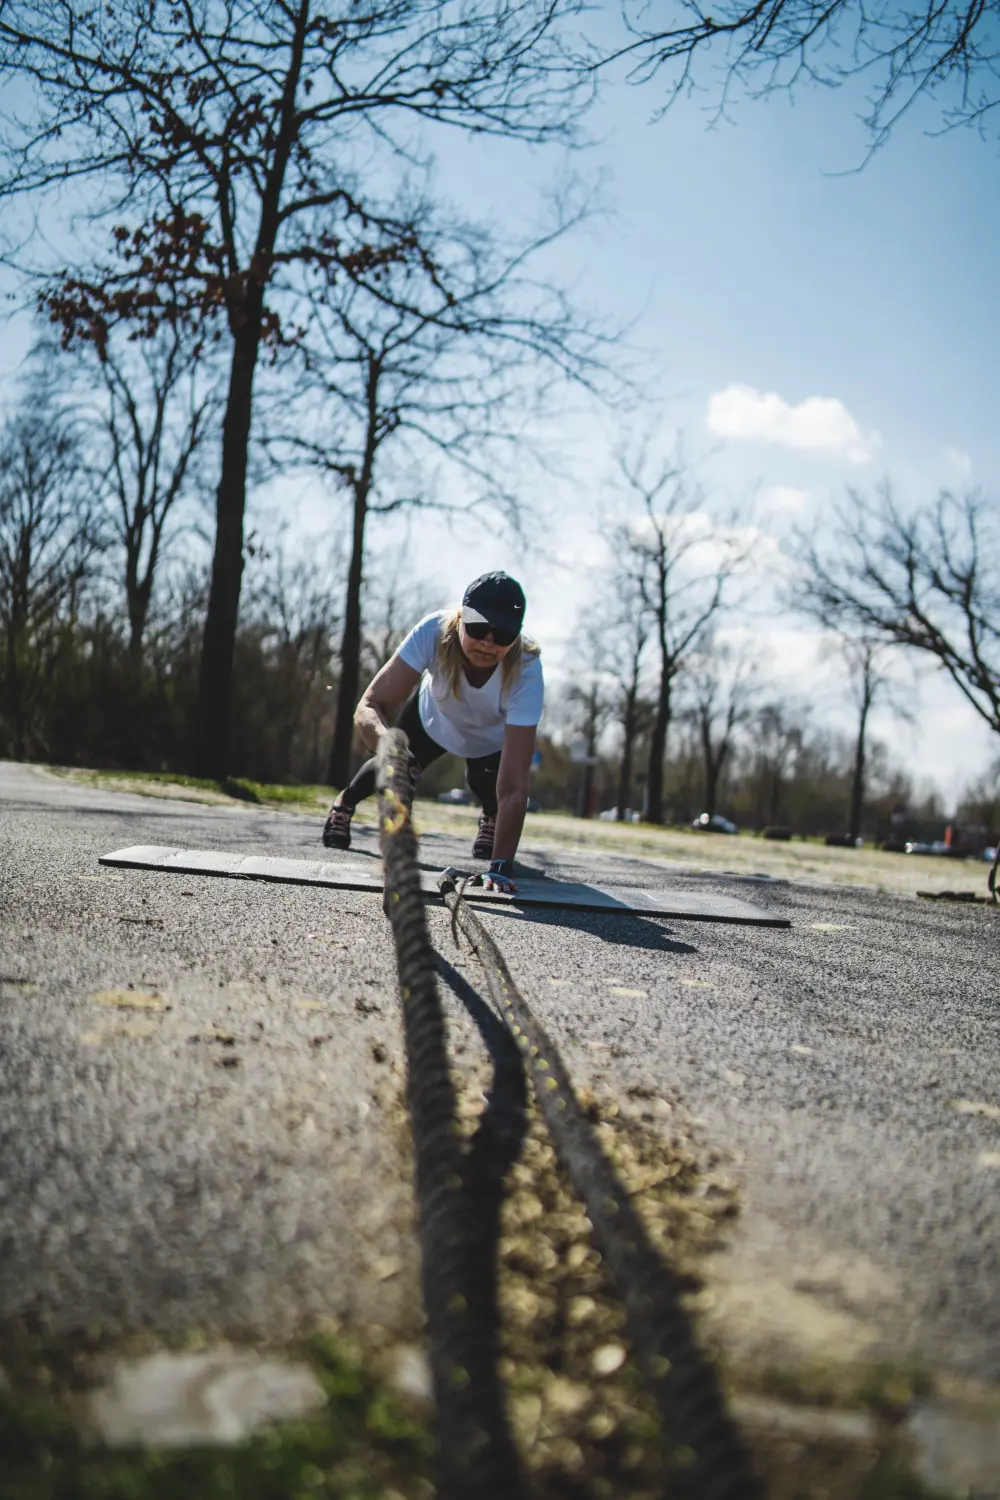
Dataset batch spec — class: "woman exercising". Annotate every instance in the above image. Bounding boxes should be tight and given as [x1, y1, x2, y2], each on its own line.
[322, 571, 542, 893]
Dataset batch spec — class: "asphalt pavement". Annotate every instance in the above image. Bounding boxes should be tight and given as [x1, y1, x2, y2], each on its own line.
[1, 760, 997, 1393]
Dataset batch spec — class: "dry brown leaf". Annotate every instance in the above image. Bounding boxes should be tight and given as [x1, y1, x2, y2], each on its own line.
[81, 1019, 158, 1044]
[953, 1099, 1000, 1119]
[91, 990, 165, 1011]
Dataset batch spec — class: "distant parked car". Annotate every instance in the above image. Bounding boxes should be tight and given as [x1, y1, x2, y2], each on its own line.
[437, 787, 475, 805]
[692, 813, 738, 835]
[598, 807, 642, 822]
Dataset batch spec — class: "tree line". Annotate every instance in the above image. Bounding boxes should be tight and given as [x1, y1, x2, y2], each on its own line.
[549, 440, 998, 841]
[2, 359, 996, 848]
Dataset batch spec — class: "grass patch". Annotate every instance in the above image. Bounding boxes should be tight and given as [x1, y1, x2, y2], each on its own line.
[755, 1358, 935, 1421]
[419, 804, 991, 900]
[49, 766, 332, 812]
[858, 1459, 954, 1500]
[0, 1333, 432, 1500]
[43, 764, 999, 897]
[218, 777, 326, 806]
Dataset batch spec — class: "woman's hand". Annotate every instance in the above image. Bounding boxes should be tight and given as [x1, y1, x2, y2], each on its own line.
[483, 858, 518, 894]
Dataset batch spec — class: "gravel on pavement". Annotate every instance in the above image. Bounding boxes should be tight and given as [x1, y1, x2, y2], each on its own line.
[1, 760, 998, 1403]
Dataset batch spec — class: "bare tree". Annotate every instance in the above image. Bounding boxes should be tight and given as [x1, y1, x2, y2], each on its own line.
[75, 325, 220, 661]
[818, 635, 916, 845]
[843, 640, 880, 845]
[747, 700, 807, 829]
[612, 610, 651, 821]
[956, 758, 1000, 833]
[956, 757, 1000, 901]
[595, 542, 651, 820]
[565, 678, 614, 818]
[1, 0, 595, 777]
[685, 636, 758, 820]
[600, 0, 1000, 155]
[360, 543, 441, 681]
[236, 543, 344, 782]
[794, 487, 999, 737]
[613, 440, 751, 824]
[0, 402, 102, 758]
[557, 616, 617, 817]
[270, 193, 615, 786]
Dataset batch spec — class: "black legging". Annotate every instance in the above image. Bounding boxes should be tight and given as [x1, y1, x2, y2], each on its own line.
[339, 693, 501, 815]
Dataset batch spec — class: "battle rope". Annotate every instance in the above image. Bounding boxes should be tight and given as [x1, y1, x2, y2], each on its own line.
[375, 731, 525, 1500]
[377, 722, 759, 1497]
[439, 872, 762, 1500]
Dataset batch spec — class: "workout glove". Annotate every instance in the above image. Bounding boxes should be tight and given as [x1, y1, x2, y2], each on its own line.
[484, 858, 518, 894]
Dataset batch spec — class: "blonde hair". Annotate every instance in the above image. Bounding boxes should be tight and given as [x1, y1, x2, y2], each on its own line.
[439, 608, 540, 699]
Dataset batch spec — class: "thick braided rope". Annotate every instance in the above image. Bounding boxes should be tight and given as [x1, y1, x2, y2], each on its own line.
[376, 732, 523, 1500]
[440, 874, 762, 1500]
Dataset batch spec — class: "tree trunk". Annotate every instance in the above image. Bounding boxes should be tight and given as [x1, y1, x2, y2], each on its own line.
[645, 666, 670, 824]
[327, 490, 367, 788]
[125, 558, 153, 664]
[701, 711, 733, 819]
[848, 694, 870, 843]
[6, 573, 28, 759]
[192, 324, 260, 777]
[328, 352, 383, 789]
[190, 0, 308, 777]
[578, 762, 593, 818]
[577, 687, 600, 818]
[616, 693, 636, 820]
[700, 712, 715, 817]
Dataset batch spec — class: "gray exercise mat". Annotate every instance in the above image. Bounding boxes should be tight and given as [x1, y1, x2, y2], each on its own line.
[99, 845, 790, 927]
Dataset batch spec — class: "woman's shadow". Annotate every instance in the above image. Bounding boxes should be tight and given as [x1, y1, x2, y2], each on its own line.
[331, 840, 699, 953]
[481, 903, 698, 954]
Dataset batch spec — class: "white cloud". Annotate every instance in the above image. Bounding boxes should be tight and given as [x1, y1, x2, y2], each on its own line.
[706, 385, 877, 463]
[758, 484, 811, 515]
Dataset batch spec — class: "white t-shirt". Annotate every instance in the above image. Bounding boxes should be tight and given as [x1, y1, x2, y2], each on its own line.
[397, 610, 544, 759]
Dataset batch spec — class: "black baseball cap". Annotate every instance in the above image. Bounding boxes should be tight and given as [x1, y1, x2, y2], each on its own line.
[461, 571, 526, 638]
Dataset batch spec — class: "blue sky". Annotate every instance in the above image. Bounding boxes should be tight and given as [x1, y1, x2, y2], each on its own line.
[1, 42, 997, 802]
[433, 59, 999, 486]
[374, 57, 1000, 804]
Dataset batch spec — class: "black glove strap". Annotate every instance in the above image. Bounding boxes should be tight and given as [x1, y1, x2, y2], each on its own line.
[488, 858, 514, 877]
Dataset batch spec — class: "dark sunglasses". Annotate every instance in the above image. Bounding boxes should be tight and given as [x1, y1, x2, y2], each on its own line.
[464, 620, 520, 648]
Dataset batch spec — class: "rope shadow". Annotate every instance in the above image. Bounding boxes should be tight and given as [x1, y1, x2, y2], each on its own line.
[435, 954, 528, 1173]
[440, 875, 762, 1500]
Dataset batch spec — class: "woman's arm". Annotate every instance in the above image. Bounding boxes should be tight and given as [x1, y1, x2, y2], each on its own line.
[353, 654, 422, 752]
[490, 723, 538, 866]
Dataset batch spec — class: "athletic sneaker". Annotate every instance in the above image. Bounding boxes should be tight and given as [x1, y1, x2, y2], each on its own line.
[472, 813, 496, 860]
[322, 802, 353, 850]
